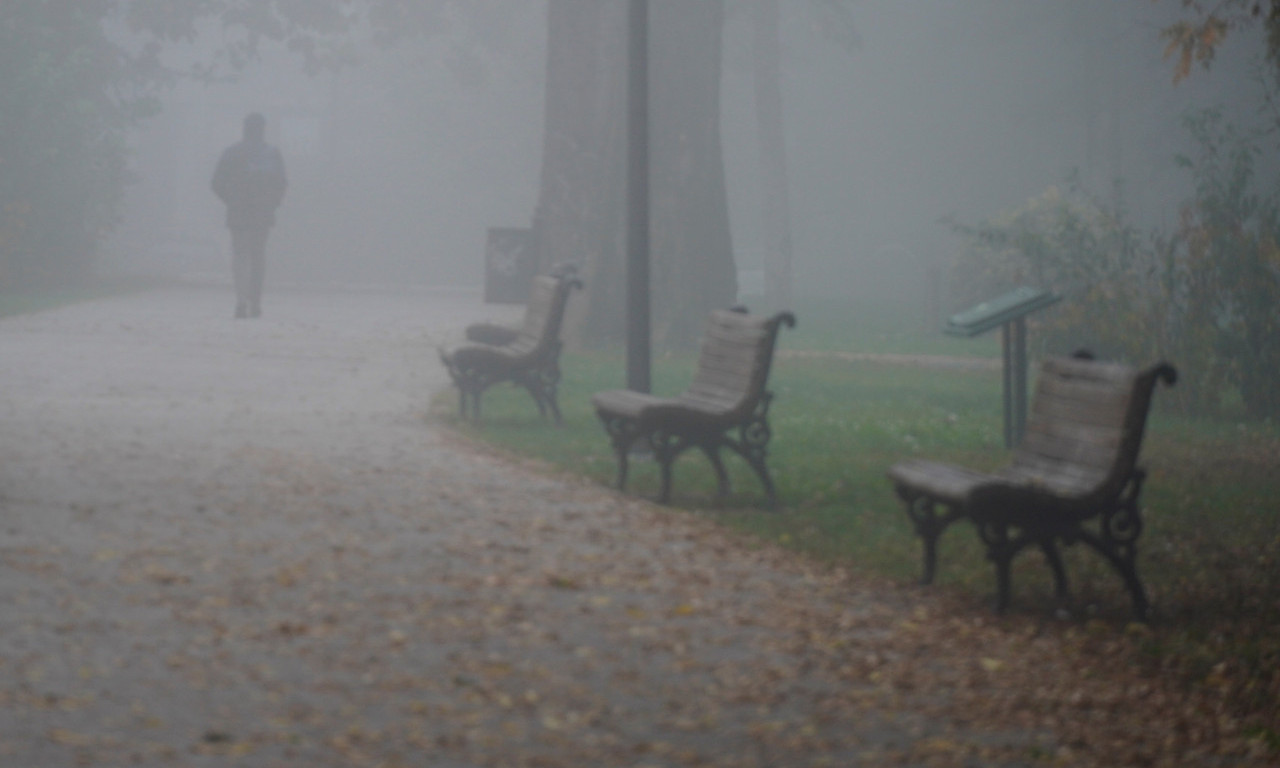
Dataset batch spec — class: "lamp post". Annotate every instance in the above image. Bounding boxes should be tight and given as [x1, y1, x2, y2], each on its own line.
[626, 0, 651, 393]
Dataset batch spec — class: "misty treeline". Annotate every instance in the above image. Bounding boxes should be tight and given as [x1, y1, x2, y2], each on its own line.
[1, 0, 816, 348]
[2, 1, 1278, 362]
[949, 1, 1280, 420]
[0, 1, 313, 288]
[0, 1, 473, 289]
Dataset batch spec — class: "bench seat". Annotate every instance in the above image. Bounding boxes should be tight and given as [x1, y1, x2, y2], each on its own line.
[592, 307, 796, 506]
[887, 353, 1177, 618]
[439, 268, 582, 423]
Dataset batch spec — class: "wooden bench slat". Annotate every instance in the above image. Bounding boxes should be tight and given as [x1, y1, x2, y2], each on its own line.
[1021, 427, 1124, 457]
[1031, 385, 1132, 424]
[1002, 457, 1110, 491]
[693, 357, 758, 381]
[1020, 422, 1124, 464]
[704, 347, 763, 364]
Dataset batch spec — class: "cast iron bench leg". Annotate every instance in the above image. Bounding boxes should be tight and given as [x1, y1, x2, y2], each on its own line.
[599, 413, 640, 491]
[651, 432, 678, 504]
[542, 368, 562, 424]
[611, 433, 634, 491]
[738, 447, 777, 507]
[1040, 541, 1070, 601]
[1077, 529, 1150, 620]
[540, 360, 560, 422]
[904, 494, 945, 585]
[755, 465, 778, 508]
[988, 522, 1008, 611]
[541, 376, 562, 423]
[979, 521, 1019, 613]
[701, 445, 731, 498]
[614, 446, 630, 490]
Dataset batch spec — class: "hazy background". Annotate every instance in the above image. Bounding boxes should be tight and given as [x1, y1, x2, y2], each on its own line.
[98, 0, 1266, 309]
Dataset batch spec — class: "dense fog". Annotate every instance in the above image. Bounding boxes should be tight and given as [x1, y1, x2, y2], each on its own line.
[97, 1, 1266, 309]
[101, 3, 547, 289]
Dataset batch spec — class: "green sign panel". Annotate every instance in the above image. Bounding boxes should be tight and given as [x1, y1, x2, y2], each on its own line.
[945, 286, 1060, 337]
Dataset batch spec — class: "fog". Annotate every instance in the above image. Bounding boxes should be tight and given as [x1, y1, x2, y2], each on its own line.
[100, 0, 1266, 309]
[103, 3, 547, 289]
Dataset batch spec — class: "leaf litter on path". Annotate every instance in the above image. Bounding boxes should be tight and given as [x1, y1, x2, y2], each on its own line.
[0, 288, 1272, 767]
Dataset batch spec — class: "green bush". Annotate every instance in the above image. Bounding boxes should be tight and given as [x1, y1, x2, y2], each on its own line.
[0, 3, 162, 288]
[948, 109, 1280, 419]
[1174, 108, 1280, 420]
[945, 179, 1211, 404]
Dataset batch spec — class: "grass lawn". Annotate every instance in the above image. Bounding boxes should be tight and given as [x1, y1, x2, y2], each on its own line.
[434, 299, 1280, 745]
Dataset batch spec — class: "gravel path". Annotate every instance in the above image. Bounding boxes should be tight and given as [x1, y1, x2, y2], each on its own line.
[0, 287, 1231, 767]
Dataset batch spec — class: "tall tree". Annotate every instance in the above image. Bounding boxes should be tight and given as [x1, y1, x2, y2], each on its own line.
[530, 0, 735, 349]
[530, 0, 628, 344]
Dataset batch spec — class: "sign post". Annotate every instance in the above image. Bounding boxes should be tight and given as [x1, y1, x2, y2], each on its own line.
[945, 286, 1061, 447]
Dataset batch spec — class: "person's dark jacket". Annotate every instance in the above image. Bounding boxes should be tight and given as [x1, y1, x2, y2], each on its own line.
[211, 139, 287, 231]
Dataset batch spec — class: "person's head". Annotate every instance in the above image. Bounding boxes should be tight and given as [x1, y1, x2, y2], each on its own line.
[243, 112, 266, 142]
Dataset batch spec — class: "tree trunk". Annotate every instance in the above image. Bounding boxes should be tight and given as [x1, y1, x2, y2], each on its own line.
[648, 0, 736, 348]
[752, 0, 793, 311]
[531, 0, 735, 350]
[530, 0, 629, 345]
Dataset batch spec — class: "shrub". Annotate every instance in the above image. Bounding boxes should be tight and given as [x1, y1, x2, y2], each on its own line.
[945, 179, 1211, 405]
[947, 109, 1280, 419]
[1174, 108, 1280, 420]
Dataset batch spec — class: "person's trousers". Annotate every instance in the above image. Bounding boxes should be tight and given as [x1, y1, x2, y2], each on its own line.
[230, 226, 271, 316]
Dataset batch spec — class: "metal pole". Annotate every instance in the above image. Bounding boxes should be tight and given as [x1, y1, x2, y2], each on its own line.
[1012, 316, 1028, 445]
[1002, 322, 1013, 448]
[626, 0, 651, 393]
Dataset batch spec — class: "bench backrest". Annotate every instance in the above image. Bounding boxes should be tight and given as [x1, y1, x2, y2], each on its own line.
[1007, 355, 1177, 499]
[682, 308, 797, 419]
[508, 271, 582, 358]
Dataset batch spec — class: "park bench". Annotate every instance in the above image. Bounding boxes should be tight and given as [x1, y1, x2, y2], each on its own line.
[886, 352, 1177, 618]
[439, 267, 582, 423]
[591, 307, 796, 506]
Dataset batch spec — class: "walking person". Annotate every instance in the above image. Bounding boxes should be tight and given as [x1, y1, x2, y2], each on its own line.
[211, 112, 287, 319]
